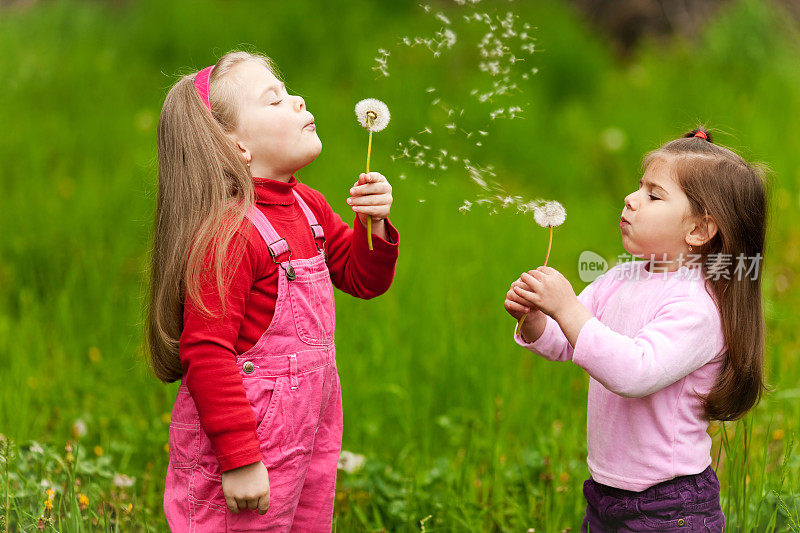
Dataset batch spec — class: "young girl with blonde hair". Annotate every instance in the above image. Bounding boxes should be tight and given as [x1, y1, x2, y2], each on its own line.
[506, 128, 767, 531]
[148, 51, 399, 531]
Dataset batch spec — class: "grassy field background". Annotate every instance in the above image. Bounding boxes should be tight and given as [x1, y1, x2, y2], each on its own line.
[1, 0, 799, 530]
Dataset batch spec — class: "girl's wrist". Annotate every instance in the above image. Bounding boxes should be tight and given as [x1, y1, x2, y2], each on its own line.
[554, 300, 595, 348]
[553, 298, 582, 324]
[358, 214, 389, 240]
[359, 213, 386, 223]
[520, 310, 547, 344]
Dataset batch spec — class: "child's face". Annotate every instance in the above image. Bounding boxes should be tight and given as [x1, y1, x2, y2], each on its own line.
[229, 61, 322, 179]
[620, 158, 695, 261]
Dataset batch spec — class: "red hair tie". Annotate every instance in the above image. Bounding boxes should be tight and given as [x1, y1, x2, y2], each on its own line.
[194, 66, 214, 114]
[693, 130, 708, 140]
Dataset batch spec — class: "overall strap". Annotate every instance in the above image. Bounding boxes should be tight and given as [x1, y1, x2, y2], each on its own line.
[292, 190, 325, 243]
[245, 205, 291, 262]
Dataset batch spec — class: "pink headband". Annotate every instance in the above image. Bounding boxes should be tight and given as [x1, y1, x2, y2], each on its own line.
[194, 66, 214, 113]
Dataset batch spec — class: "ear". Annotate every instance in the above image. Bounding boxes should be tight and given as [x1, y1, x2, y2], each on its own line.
[685, 213, 718, 247]
[227, 134, 252, 165]
[236, 141, 252, 165]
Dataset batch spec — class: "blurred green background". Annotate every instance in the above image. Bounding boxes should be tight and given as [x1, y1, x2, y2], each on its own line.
[1, 0, 799, 530]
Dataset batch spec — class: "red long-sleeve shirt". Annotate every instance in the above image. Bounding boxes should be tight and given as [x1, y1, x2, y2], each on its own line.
[178, 176, 399, 471]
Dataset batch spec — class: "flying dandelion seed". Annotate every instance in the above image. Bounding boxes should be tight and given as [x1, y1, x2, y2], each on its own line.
[377, 2, 542, 214]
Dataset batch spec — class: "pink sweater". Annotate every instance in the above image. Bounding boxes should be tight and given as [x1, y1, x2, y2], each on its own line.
[515, 260, 726, 491]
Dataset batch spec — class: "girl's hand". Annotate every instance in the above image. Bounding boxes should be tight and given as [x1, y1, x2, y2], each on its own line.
[505, 277, 545, 321]
[347, 172, 393, 225]
[513, 266, 578, 320]
[506, 275, 548, 343]
[221, 461, 270, 515]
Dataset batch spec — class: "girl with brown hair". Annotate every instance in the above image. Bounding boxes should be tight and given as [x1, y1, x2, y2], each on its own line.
[505, 128, 767, 531]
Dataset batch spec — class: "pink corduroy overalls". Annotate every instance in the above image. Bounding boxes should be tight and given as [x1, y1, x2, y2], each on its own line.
[164, 191, 343, 532]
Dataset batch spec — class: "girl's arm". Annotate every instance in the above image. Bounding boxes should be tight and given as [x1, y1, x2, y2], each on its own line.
[295, 179, 399, 299]
[179, 224, 263, 472]
[559, 295, 725, 398]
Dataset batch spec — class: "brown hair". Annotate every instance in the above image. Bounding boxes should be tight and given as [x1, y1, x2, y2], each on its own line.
[148, 51, 277, 383]
[645, 127, 768, 420]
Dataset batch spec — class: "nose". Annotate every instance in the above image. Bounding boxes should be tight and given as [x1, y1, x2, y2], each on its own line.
[294, 95, 305, 112]
[624, 191, 637, 212]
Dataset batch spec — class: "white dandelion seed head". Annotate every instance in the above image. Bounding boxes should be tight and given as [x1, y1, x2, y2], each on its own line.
[29, 442, 45, 454]
[112, 474, 135, 488]
[533, 201, 566, 227]
[355, 98, 391, 132]
[337, 450, 366, 473]
[72, 420, 87, 438]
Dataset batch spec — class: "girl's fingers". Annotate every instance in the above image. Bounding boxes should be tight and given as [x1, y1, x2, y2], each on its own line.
[351, 182, 391, 196]
[351, 205, 390, 217]
[257, 493, 270, 515]
[521, 272, 541, 286]
[505, 298, 529, 315]
[354, 172, 388, 187]
[247, 498, 258, 511]
[506, 288, 528, 307]
[356, 172, 386, 186]
[348, 194, 392, 207]
[225, 496, 238, 513]
[512, 279, 533, 291]
[513, 285, 538, 306]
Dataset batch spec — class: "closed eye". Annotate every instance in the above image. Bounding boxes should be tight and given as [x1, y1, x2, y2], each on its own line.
[649, 194, 660, 200]
[270, 99, 283, 106]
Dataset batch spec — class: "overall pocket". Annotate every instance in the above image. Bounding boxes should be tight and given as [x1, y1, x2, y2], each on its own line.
[288, 270, 336, 346]
[168, 389, 201, 469]
[241, 374, 285, 446]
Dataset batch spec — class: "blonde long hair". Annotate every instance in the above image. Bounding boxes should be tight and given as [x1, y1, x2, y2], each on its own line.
[148, 51, 276, 383]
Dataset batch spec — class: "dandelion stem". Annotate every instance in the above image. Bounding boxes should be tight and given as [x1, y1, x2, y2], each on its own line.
[365, 121, 374, 251]
[543, 226, 553, 267]
[516, 226, 554, 336]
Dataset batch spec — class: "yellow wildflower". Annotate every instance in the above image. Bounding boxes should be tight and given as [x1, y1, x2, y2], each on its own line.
[88, 347, 102, 363]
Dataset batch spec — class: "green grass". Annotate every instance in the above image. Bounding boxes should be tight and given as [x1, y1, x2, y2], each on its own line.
[1, 0, 799, 530]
